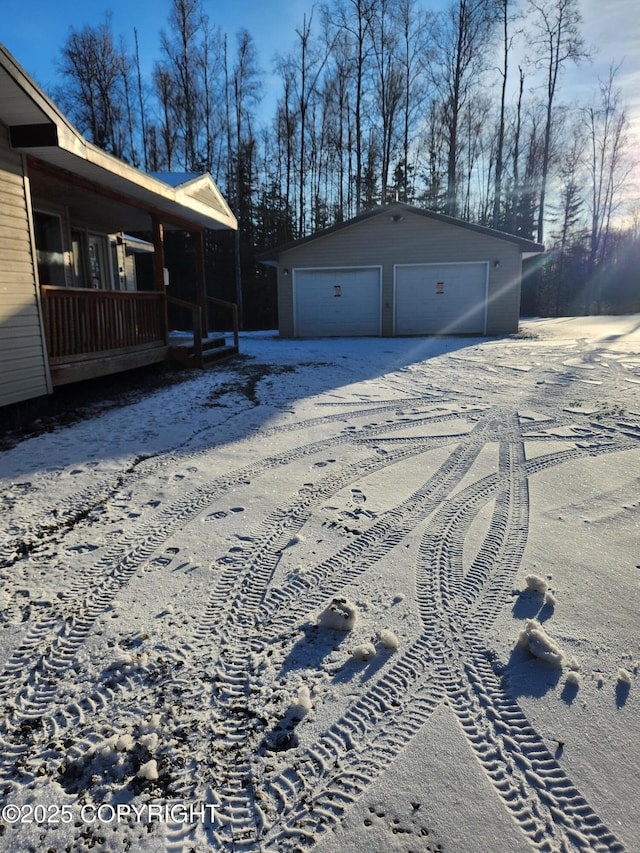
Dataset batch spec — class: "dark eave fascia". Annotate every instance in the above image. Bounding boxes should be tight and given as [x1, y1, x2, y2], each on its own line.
[9, 123, 58, 147]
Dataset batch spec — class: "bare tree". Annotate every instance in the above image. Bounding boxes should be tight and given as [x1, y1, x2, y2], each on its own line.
[369, 0, 405, 203]
[520, 105, 546, 239]
[277, 10, 335, 234]
[322, 29, 355, 218]
[492, 0, 521, 228]
[201, 20, 225, 178]
[225, 30, 262, 327]
[395, 0, 432, 203]
[159, 0, 206, 170]
[430, 0, 499, 218]
[328, 0, 376, 213]
[419, 97, 448, 211]
[461, 93, 493, 221]
[56, 14, 132, 159]
[506, 65, 525, 233]
[549, 124, 585, 313]
[134, 29, 149, 171]
[153, 64, 178, 169]
[119, 35, 138, 167]
[584, 64, 631, 309]
[526, 0, 589, 243]
[273, 64, 299, 231]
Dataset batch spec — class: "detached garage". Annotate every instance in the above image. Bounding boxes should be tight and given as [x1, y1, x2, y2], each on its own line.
[261, 202, 544, 338]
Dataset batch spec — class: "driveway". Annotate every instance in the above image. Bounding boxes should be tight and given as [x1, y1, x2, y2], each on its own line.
[1, 317, 639, 852]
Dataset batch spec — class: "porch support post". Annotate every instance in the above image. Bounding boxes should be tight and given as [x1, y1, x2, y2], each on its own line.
[194, 229, 208, 337]
[152, 216, 165, 291]
[152, 215, 169, 343]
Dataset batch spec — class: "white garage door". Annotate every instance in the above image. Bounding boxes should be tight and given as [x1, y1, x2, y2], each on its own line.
[293, 267, 381, 337]
[395, 263, 488, 335]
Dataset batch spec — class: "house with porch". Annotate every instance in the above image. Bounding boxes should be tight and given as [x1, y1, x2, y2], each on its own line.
[0, 43, 238, 419]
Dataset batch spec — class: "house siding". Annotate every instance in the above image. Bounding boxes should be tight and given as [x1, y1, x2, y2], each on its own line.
[277, 209, 523, 337]
[0, 122, 51, 408]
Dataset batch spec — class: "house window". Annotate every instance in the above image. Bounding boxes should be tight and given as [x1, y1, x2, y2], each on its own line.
[33, 211, 66, 286]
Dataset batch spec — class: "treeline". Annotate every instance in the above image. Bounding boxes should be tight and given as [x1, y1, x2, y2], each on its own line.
[53, 0, 639, 325]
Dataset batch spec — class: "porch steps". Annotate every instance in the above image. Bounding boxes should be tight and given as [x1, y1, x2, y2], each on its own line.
[168, 334, 239, 368]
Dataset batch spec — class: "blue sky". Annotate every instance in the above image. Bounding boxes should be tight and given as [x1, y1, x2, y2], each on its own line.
[2, 0, 311, 90]
[2, 0, 639, 180]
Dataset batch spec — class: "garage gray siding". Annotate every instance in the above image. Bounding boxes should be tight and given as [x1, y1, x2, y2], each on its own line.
[0, 122, 51, 408]
[276, 209, 523, 337]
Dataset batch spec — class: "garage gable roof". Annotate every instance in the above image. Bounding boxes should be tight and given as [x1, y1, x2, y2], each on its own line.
[259, 202, 544, 262]
[0, 43, 237, 232]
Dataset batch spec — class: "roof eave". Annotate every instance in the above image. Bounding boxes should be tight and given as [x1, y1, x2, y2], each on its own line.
[1, 43, 237, 232]
[258, 203, 545, 261]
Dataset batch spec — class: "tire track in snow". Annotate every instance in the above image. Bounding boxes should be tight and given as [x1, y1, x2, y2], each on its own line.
[260, 412, 525, 847]
[159, 410, 555, 848]
[0, 402, 477, 629]
[1, 353, 636, 853]
[0, 401, 477, 849]
[0, 396, 472, 568]
[163, 424, 490, 850]
[259, 417, 633, 852]
[0, 407, 465, 704]
[414, 413, 628, 852]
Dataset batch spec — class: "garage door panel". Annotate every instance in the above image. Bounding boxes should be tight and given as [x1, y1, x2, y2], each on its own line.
[395, 263, 487, 335]
[294, 267, 381, 337]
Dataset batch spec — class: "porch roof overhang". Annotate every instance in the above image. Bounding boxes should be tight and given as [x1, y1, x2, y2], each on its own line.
[0, 43, 237, 235]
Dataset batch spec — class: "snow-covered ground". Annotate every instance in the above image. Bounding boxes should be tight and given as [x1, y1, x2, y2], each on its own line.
[1, 316, 639, 853]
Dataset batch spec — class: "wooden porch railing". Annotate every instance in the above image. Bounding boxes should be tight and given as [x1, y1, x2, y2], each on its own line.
[167, 294, 239, 368]
[40, 286, 166, 358]
[40, 285, 238, 380]
[166, 294, 205, 366]
[207, 296, 239, 351]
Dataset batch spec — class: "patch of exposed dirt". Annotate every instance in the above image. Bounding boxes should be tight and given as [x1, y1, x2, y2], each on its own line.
[0, 363, 199, 451]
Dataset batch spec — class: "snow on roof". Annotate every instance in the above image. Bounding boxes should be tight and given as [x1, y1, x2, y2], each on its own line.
[149, 172, 204, 188]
